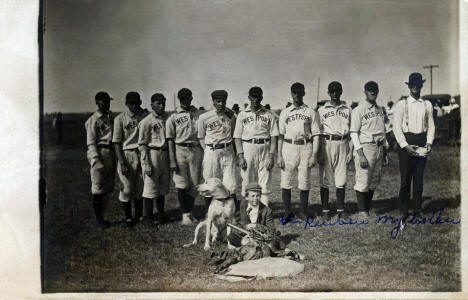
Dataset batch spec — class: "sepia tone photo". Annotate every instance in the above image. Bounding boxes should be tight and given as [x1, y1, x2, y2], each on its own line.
[41, 0, 461, 294]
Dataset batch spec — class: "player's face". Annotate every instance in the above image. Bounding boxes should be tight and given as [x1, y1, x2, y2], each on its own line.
[96, 99, 110, 114]
[212, 98, 226, 113]
[409, 84, 422, 97]
[248, 95, 262, 110]
[179, 96, 193, 110]
[291, 91, 304, 106]
[151, 100, 165, 115]
[328, 89, 342, 102]
[126, 102, 141, 114]
[247, 191, 261, 207]
[364, 89, 378, 102]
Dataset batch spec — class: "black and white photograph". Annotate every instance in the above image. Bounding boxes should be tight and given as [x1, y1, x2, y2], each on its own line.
[34, 0, 463, 296]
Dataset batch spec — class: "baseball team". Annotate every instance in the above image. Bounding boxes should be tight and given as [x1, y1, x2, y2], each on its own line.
[85, 72, 434, 232]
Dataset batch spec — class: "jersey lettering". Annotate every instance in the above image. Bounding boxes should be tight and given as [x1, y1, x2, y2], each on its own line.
[175, 115, 189, 126]
[285, 114, 310, 123]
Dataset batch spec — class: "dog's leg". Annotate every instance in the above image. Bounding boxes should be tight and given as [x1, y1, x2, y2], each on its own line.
[183, 221, 205, 248]
[226, 223, 236, 249]
[204, 218, 213, 251]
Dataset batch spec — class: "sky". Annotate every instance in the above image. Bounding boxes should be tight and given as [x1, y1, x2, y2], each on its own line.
[44, 0, 459, 113]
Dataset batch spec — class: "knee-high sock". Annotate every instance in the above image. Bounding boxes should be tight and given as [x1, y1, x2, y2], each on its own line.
[336, 188, 345, 211]
[320, 187, 329, 212]
[300, 190, 309, 214]
[282, 189, 292, 214]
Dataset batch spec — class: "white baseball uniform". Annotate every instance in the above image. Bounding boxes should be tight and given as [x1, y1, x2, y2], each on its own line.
[138, 111, 170, 199]
[198, 109, 237, 194]
[278, 104, 320, 190]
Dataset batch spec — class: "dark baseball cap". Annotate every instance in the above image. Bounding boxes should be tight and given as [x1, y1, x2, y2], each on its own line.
[249, 86, 263, 98]
[95, 91, 113, 101]
[364, 81, 379, 92]
[178, 88, 192, 100]
[211, 90, 228, 100]
[291, 82, 305, 94]
[328, 81, 343, 93]
[125, 91, 142, 104]
[151, 93, 166, 102]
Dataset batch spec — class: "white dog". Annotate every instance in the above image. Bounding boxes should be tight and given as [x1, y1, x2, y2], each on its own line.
[183, 178, 236, 251]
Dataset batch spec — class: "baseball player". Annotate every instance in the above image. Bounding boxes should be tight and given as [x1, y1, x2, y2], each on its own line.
[198, 90, 239, 212]
[317, 82, 353, 219]
[85, 91, 116, 229]
[234, 86, 279, 206]
[350, 81, 388, 220]
[138, 93, 171, 224]
[113, 92, 149, 227]
[277, 82, 320, 220]
[166, 88, 203, 226]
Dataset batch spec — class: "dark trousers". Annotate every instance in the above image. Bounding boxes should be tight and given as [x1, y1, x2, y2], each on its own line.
[398, 133, 427, 217]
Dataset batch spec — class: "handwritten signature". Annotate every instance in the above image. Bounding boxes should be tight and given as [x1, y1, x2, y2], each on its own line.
[279, 209, 460, 240]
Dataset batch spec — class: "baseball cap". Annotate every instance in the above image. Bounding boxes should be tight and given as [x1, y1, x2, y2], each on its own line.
[249, 86, 263, 98]
[328, 81, 343, 93]
[125, 91, 142, 104]
[95, 91, 113, 101]
[364, 81, 379, 92]
[211, 90, 228, 100]
[178, 88, 192, 100]
[151, 93, 166, 102]
[291, 82, 305, 94]
[245, 182, 262, 193]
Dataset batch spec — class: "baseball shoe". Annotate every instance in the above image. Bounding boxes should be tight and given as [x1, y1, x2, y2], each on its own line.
[96, 220, 110, 230]
[357, 211, 369, 222]
[156, 212, 172, 224]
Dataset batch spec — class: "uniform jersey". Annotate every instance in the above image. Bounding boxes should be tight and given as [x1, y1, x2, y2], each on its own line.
[197, 109, 235, 144]
[233, 107, 279, 140]
[350, 102, 386, 143]
[318, 101, 351, 136]
[113, 109, 150, 150]
[138, 111, 168, 148]
[279, 104, 320, 140]
[85, 111, 115, 159]
[166, 106, 202, 144]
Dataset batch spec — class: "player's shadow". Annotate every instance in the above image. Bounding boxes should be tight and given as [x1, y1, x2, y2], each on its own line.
[371, 194, 460, 215]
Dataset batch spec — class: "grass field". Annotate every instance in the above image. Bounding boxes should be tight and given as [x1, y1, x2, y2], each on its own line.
[42, 115, 460, 292]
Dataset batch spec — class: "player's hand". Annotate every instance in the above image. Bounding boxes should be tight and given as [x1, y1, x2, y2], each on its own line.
[94, 159, 105, 170]
[144, 166, 153, 177]
[277, 155, 285, 170]
[238, 154, 247, 170]
[358, 153, 369, 169]
[170, 162, 179, 173]
[425, 143, 432, 153]
[120, 162, 130, 175]
[404, 145, 418, 156]
[266, 153, 275, 170]
[346, 152, 353, 164]
[308, 155, 317, 168]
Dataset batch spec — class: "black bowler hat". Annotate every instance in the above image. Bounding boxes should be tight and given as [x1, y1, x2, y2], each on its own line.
[178, 88, 192, 100]
[249, 86, 263, 98]
[328, 81, 343, 93]
[211, 90, 228, 100]
[125, 91, 142, 104]
[405, 72, 426, 86]
[364, 81, 379, 92]
[291, 82, 305, 94]
[95, 91, 113, 101]
[151, 93, 166, 102]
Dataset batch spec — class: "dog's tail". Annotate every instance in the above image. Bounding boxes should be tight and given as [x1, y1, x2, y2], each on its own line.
[182, 220, 207, 248]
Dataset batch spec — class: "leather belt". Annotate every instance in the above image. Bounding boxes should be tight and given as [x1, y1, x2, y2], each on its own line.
[206, 142, 232, 150]
[213, 196, 232, 202]
[323, 134, 349, 141]
[176, 142, 200, 148]
[124, 148, 139, 151]
[363, 140, 384, 146]
[242, 138, 270, 144]
[97, 144, 113, 149]
[149, 146, 168, 151]
[284, 138, 311, 145]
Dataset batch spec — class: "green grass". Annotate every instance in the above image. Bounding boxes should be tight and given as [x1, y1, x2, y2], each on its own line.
[42, 119, 460, 292]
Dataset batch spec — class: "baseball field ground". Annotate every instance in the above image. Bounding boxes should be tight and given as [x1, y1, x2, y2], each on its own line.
[42, 114, 460, 292]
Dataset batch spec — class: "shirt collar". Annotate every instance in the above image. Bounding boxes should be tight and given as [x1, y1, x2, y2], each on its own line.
[177, 105, 196, 113]
[289, 103, 308, 111]
[96, 110, 110, 118]
[324, 101, 345, 109]
[365, 101, 377, 109]
[246, 106, 266, 113]
[247, 203, 259, 211]
[409, 95, 423, 103]
[152, 111, 166, 118]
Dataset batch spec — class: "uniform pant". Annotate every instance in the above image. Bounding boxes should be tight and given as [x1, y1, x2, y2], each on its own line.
[241, 142, 272, 205]
[142, 149, 170, 199]
[319, 139, 349, 189]
[202, 144, 237, 194]
[280, 142, 313, 190]
[117, 149, 144, 202]
[88, 148, 116, 195]
[398, 133, 427, 217]
[173, 145, 203, 197]
[353, 143, 383, 192]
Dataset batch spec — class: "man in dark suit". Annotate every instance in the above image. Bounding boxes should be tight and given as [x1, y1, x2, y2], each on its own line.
[228, 182, 275, 247]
